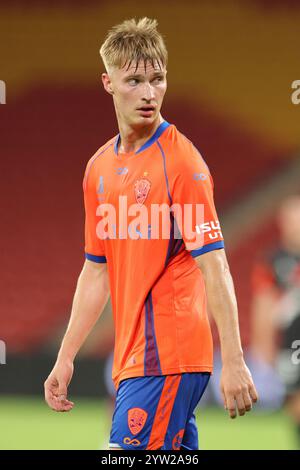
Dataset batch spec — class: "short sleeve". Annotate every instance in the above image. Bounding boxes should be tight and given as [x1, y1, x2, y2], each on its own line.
[171, 148, 224, 257]
[83, 165, 107, 263]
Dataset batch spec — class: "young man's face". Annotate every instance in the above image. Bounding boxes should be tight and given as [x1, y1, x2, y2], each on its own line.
[102, 60, 167, 128]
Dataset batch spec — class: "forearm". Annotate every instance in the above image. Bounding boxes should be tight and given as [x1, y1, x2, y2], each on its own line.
[196, 250, 259, 416]
[57, 260, 110, 363]
[197, 251, 243, 363]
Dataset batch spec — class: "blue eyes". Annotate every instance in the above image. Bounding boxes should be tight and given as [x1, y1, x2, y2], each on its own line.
[128, 79, 139, 85]
[128, 77, 163, 85]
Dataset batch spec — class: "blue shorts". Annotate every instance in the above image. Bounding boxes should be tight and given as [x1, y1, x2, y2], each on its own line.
[109, 372, 210, 450]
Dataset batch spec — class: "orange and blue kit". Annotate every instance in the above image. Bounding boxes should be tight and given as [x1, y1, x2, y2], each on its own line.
[83, 120, 224, 449]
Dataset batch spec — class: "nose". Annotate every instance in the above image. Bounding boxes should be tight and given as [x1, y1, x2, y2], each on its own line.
[143, 82, 155, 102]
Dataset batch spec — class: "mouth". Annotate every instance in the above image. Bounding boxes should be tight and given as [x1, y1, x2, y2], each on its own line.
[137, 106, 156, 116]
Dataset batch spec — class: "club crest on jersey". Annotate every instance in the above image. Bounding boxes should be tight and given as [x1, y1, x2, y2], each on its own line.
[128, 407, 148, 435]
[134, 178, 151, 205]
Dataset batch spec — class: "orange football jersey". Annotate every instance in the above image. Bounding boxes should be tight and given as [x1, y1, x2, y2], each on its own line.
[83, 120, 224, 389]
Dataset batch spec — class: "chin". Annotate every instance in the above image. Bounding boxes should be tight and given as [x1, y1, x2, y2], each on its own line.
[135, 116, 155, 126]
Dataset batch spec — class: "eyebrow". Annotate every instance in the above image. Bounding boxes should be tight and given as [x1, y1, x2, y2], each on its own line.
[125, 72, 164, 79]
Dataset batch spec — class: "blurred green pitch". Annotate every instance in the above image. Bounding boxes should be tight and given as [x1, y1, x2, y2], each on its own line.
[0, 397, 297, 450]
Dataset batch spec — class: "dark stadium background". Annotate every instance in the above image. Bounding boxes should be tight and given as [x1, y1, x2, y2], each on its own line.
[0, 0, 299, 449]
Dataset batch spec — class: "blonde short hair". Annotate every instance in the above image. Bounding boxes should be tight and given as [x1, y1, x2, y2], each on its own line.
[99, 17, 168, 73]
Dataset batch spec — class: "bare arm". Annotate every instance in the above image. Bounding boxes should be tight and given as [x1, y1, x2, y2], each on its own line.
[44, 259, 110, 411]
[196, 249, 258, 418]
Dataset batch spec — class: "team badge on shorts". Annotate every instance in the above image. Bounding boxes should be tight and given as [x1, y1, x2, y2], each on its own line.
[134, 178, 151, 205]
[128, 407, 148, 435]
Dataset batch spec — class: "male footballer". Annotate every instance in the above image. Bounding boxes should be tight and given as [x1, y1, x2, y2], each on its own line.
[44, 17, 258, 450]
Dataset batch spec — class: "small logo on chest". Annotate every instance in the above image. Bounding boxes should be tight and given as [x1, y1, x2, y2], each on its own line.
[116, 167, 128, 175]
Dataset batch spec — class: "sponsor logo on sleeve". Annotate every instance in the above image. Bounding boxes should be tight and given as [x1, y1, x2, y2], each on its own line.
[193, 173, 207, 181]
[195, 220, 223, 240]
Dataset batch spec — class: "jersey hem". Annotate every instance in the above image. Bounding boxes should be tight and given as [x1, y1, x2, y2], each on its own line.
[115, 365, 213, 390]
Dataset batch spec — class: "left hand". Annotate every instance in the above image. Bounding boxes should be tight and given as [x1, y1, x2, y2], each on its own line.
[220, 359, 258, 419]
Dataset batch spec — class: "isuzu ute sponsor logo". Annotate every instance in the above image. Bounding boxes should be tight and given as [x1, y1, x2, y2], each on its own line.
[195, 220, 223, 240]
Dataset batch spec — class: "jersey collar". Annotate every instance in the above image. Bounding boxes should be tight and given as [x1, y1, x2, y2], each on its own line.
[114, 120, 170, 156]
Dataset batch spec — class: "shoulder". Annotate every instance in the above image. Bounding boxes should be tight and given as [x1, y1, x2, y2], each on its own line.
[85, 135, 116, 172]
[83, 135, 116, 189]
[161, 124, 209, 177]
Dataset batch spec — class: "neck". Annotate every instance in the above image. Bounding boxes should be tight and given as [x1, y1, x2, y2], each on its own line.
[117, 114, 164, 154]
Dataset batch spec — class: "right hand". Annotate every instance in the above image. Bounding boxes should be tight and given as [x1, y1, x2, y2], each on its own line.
[44, 360, 74, 412]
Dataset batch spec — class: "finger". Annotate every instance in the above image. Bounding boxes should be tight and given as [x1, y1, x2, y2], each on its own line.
[57, 382, 72, 406]
[243, 389, 253, 412]
[235, 393, 246, 416]
[221, 388, 227, 410]
[249, 384, 259, 403]
[46, 388, 73, 406]
[52, 397, 74, 412]
[55, 404, 74, 412]
[58, 396, 74, 407]
[44, 378, 58, 403]
[56, 394, 74, 408]
[226, 395, 237, 419]
[45, 386, 57, 408]
[58, 384, 68, 401]
[49, 398, 63, 411]
[45, 389, 73, 411]
[52, 405, 73, 412]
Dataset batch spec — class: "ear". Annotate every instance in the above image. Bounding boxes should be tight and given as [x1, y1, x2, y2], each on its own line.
[102, 73, 114, 95]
